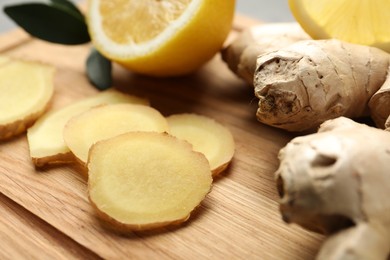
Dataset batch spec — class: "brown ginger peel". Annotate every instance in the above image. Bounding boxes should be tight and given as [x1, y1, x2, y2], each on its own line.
[222, 22, 310, 85]
[369, 75, 390, 129]
[223, 23, 390, 132]
[275, 117, 390, 259]
[254, 39, 390, 132]
[386, 116, 390, 131]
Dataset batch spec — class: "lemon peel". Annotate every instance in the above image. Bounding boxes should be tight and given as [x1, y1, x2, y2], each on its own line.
[289, 0, 390, 52]
[87, 0, 235, 76]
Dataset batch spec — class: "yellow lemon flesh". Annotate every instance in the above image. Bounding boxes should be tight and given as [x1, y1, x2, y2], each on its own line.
[289, 0, 390, 52]
[87, 0, 235, 76]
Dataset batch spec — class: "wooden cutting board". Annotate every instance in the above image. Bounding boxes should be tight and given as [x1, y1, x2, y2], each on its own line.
[0, 15, 323, 259]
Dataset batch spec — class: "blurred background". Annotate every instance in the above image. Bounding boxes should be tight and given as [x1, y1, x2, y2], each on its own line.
[0, 0, 295, 33]
[236, 0, 294, 22]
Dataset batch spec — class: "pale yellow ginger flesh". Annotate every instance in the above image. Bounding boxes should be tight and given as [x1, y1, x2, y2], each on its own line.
[276, 117, 390, 260]
[0, 56, 10, 66]
[27, 90, 148, 167]
[0, 57, 54, 140]
[88, 131, 212, 231]
[166, 113, 235, 176]
[64, 103, 169, 165]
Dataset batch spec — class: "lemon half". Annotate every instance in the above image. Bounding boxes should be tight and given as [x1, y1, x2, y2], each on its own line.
[87, 0, 235, 76]
[289, 0, 390, 52]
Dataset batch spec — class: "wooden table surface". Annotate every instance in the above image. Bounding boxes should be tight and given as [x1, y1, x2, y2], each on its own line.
[0, 15, 323, 259]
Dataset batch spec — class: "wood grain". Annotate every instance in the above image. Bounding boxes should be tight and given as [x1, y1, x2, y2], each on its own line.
[0, 16, 323, 259]
[0, 193, 100, 260]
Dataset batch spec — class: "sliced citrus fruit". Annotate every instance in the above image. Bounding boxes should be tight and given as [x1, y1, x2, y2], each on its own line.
[289, 0, 390, 52]
[87, 0, 235, 76]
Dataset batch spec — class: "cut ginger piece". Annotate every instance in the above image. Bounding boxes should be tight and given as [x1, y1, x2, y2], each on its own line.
[0, 57, 54, 140]
[27, 90, 148, 167]
[0, 56, 10, 66]
[166, 113, 235, 176]
[88, 131, 212, 231]
[64, 103, 169, 165]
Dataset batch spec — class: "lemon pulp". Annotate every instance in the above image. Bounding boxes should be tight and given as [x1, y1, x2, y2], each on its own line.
[101, 0, 191, 44]
[87, 0, 235, 76]
[289, 0, 390, 52]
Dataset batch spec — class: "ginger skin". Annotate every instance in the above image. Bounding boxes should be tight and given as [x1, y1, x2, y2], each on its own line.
[386, 117, 390, 130]
[223, 23, 390, 132]
[254, 39, 390, 131]
[369, 76, 390, 129]
[275, 117, 390, 260]
[221, 23, 310, 85]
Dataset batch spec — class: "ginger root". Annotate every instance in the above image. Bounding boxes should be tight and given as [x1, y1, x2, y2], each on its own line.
[369, 75, 390, 129]
[275, 117, 390, 259]
[386, 117, 390, 130]
[222, 23, 310, 85]
[223, 23, 390, 132]
[64, 103, 169, 165]
[88, 132, 212, 231]
[27, 90, 148, 167]
[254, 39, 390, 131]
[0, 57, 54, 140]
[167, 113, 235, 176]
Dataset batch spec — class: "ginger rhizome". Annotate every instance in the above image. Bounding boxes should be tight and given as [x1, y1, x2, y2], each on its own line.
[167, 113, 235, 177]
[254, 39, 390, 131]
[24, 87, 235, 232]
[88, 132, 213, 231]
[64, 103, 169, 165]
[275, 117, 390, 260]
[386, 116, 390, 130]
[369, 76, 390, 129]
[222, 23, 310, 85]
[0, 57, 54, 140]
[223, 23, 390, 132]
[27, 90, 148, 167]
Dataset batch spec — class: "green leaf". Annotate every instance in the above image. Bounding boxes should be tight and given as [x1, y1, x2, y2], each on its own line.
[49, 0, 85, 22]
[4, 3, 90, 45]
[86, 48, 113, 90]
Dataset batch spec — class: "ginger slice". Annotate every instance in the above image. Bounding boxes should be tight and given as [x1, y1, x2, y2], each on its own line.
[88, 132, 212, 231]
[0, 56, 10, 66]
[27, 90, 148, 167]
[166, 113, 235, 176]
[63, 103, 169, 165]
[0, 58, 54, 140]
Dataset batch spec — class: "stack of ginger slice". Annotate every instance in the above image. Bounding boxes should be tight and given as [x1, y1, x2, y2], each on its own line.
[0, 55, 235, 232]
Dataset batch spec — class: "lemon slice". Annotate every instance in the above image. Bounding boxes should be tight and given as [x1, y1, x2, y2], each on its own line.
[289, 0, 390, 52]
[87, 0, 235, 76]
